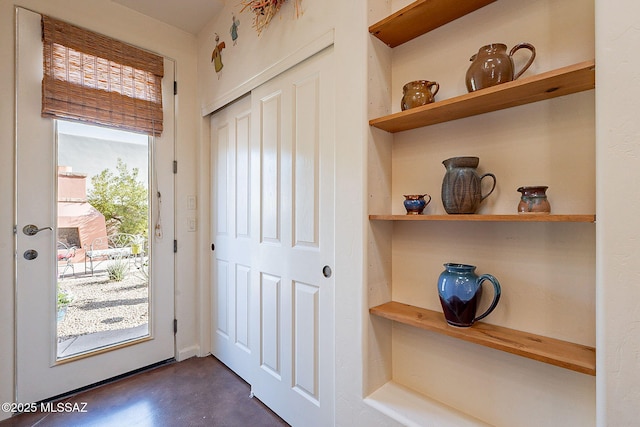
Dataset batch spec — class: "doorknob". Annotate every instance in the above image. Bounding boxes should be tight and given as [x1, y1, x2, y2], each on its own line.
[22, 224, 53, 236]
[322, 265, 332, 278]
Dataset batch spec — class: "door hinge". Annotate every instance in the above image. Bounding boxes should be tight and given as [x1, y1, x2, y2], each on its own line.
[174, 81, 178, 95]
[173, 160, 177, 174]
[173, 239, 178, 253]
[173, 319, 178, 334]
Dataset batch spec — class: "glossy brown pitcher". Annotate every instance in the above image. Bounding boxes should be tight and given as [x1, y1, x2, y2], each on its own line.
[401, 80, 440, 111]
[465, 43, 536, 92]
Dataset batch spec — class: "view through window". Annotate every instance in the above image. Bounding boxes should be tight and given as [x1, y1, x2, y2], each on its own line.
[56, 120, 151, 359]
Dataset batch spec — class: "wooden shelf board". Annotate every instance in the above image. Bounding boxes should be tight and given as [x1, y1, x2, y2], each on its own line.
[369, 60, 596, 133]
[369, 214, 595, 223]
[370, 301, 596, 375]
[369, 0, 497, 48]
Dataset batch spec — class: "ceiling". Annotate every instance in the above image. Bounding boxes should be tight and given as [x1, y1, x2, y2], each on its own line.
[112, 0, 225, 34]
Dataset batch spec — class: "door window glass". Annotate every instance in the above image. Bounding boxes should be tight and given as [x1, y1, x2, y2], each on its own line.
[56, 120, 151, 360]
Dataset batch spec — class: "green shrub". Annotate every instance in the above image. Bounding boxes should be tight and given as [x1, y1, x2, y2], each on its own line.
[57, 284, 71, 309]
[107, 259, 128, 281]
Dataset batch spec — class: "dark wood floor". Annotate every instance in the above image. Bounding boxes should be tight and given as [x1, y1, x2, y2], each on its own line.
[0, 356, 289, 426]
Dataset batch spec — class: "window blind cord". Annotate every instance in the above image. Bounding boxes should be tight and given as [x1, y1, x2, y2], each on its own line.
[152, 125, 163, 240]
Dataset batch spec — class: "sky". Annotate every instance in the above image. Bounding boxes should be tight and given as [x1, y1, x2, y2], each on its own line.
[57, 120, 148, 145]
[57, 121, 150, 190]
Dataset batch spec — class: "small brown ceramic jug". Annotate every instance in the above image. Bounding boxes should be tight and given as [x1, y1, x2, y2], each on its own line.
[401, 80, 440, 110]
[465, 43, 536, 92]
[517, 186, 550, 214]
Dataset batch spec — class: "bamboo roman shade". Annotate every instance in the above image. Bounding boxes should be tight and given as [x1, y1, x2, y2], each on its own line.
[42, 15, 164, 136]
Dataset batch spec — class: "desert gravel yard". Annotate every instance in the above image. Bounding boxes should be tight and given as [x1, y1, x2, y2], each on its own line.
[57, 265, 148, 342]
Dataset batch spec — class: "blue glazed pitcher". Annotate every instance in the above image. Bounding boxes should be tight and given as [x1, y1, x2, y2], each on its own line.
[437, 263, 501, 327]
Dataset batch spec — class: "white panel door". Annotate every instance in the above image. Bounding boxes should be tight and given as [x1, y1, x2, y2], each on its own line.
[210, 95, 255, 384]
[250, 47, 335, 427]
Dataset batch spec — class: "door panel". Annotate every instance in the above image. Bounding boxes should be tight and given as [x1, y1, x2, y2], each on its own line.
[235, 264, 251, 350]
[236, 114, 251, 238]
[250, 46, 335, 427]
[293, 280, 319, 402]
[293, 75, 320, 248]
[15, 8, 175, 403]
[215, 260, 230, 337]
[210, 95, 255, 384]
[260, 92, 283, 244]
[260, 273, 282, 378]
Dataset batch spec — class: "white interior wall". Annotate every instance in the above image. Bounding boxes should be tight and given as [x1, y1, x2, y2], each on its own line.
[595, 1, 640, 425]
[0, 0, 200, 419]
[0, 3, 15, 418]
[332, 2, 402, 425]
[197, 0, 336, 114]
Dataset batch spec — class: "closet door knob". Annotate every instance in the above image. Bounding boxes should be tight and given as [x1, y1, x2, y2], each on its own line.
[322, 265, 332, 278]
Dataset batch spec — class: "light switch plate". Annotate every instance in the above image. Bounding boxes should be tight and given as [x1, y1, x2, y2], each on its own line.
[187, 195, 197, 210]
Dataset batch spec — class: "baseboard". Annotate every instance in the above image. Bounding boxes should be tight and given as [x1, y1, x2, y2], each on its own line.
[177, 345, 200, 361]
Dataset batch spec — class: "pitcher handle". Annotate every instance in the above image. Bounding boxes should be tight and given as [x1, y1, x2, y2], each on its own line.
[422, 194, 432, 205]
[510, 42, 536, 80]
[427, 81, 440, 97]
[473, 274, 502, 323]
[479, 173, 497, 202]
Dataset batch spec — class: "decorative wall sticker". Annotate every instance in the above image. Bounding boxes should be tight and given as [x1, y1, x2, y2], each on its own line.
[211, 33, 226, 79]
[240, 0, 302, 35]
[230, 14, 240, 45]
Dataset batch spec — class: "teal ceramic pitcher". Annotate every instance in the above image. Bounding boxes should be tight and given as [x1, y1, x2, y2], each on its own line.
[437, 263, 501, 327]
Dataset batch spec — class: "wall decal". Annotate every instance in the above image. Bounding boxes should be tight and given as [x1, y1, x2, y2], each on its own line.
[230, 14, 240, 45]
[211, 33, 226, 79]
[240, 0, 302, 35]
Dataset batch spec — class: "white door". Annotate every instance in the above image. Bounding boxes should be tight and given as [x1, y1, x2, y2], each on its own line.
[210, 48, 335, 426]
[210, 94, 256, 383]
[250, 47, 335, 427]
[258, 47, 335, 426]
[15, 8, 175, 403]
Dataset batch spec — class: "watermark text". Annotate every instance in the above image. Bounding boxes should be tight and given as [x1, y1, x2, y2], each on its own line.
[2, 402, 88, 413]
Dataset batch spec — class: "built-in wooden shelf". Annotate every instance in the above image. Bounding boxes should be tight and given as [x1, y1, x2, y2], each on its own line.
[369, 60, 596, 133]
[369, 214, 595, 223]
[365, 381, 492, 427]
[369, 0, 497, 48]
[370, 301, 596, 375]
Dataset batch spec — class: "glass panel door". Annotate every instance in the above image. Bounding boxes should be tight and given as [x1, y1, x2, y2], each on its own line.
[16, 10, 175, 403]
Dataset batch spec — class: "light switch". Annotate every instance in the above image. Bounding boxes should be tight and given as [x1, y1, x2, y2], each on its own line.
[187, 195, 197, 210]
[187, 217, 197, 232]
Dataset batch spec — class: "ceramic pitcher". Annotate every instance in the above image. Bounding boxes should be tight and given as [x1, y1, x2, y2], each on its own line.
[441, 156, 496, 214]
[401, 80, 440, 110]
[466, 42, 536, 92]
[437, 263, 501, 327]
[403, 194, 431, 215]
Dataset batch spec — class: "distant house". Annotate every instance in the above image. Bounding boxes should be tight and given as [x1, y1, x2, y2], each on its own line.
[57, 166, 107, 263]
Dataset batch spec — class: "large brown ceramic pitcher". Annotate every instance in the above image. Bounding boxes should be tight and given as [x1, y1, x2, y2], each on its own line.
[465, 42, 536, 92]
[441, 156, 496, 214]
